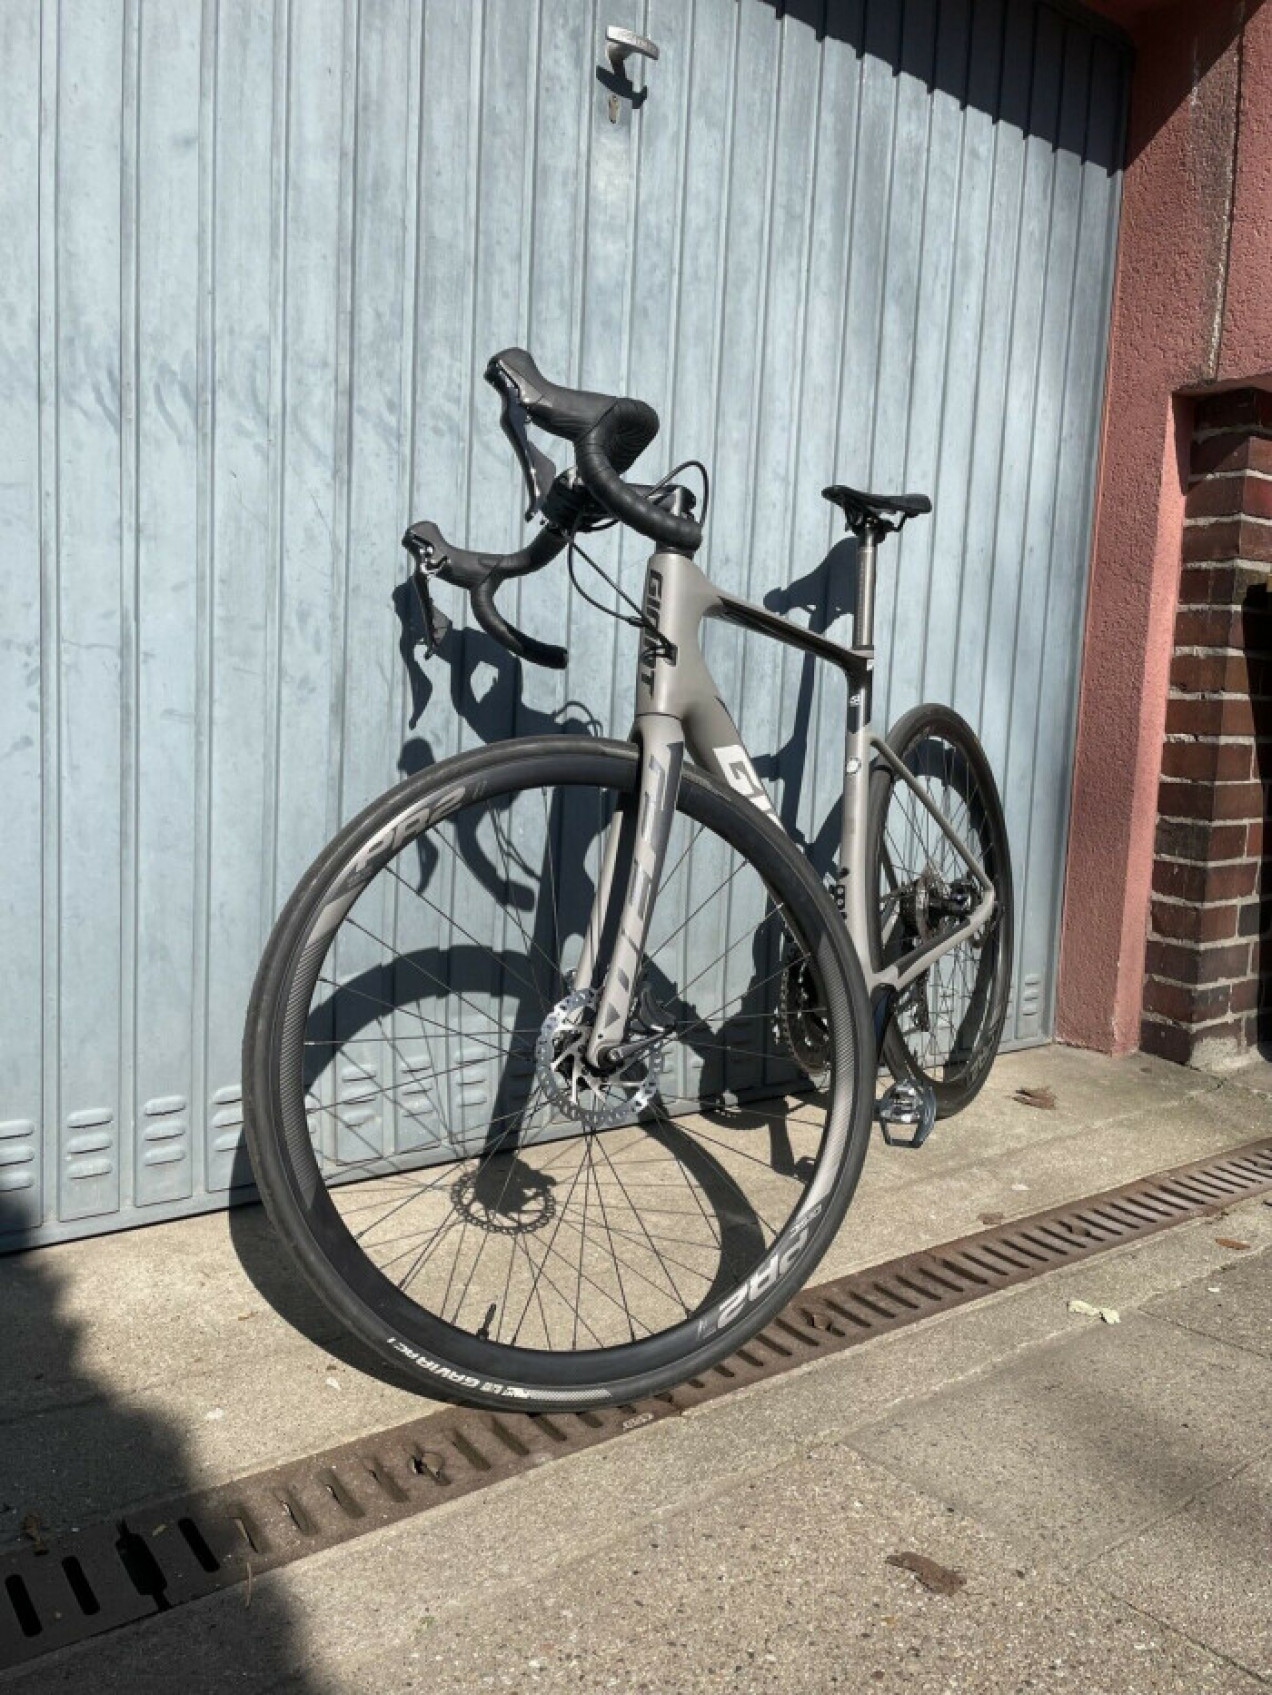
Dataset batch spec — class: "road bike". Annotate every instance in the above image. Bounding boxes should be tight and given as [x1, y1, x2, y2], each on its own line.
[243, 350, 1013, 1410]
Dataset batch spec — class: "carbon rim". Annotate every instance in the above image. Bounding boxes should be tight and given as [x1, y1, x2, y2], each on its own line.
[873, 722, 1010, 1091]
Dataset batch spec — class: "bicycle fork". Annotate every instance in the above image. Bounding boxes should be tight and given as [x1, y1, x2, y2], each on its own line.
[575, 549, 761, 1070]
[575, 715, 684, 1068]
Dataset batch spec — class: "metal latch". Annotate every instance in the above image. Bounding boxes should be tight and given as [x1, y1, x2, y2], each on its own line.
[602, 24, 658, 122]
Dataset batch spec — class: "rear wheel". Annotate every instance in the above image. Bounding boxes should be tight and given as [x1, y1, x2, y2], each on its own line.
[867, 705, 1013, 1118]
[244, 737, 873, 1410]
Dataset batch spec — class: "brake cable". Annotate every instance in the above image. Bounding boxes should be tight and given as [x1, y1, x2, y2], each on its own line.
[566, 528, 654, 634]
[564, 457, 709, 651]
[644, 458, 711, 526]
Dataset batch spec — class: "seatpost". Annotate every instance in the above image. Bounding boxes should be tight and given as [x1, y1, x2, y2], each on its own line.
[853, 524, 880, 652]
[850, 520, 887, 738]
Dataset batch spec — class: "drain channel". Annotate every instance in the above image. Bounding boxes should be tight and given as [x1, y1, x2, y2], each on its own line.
[3, 1138, 1270, 1669]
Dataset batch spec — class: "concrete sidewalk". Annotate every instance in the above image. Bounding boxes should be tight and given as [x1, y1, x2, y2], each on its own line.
[2, 1044, 1271, 1691]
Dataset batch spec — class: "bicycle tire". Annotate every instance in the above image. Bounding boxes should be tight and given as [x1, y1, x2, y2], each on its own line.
[867, 704, 1013, 1118]
[244, 736, 873, 1410]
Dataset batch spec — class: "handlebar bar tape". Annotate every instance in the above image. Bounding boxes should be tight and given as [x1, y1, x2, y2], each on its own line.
[470, 576, 567, 670]
[488, 349, 704, 552]
[575, 404, 704, 553]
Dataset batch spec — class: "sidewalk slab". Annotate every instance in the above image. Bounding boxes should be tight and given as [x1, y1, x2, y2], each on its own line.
[848, 1272, 1272, 1565]
[1086, 1448, 1272, 1681]
[1144, 1249, 1272, 1359]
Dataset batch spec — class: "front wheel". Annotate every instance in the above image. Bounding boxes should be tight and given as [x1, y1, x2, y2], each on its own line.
[867, 704, 1013, 1118]
[244, 736, 874, 1410]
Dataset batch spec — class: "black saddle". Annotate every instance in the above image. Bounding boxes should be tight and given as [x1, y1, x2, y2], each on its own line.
[822, 484, 932, 534]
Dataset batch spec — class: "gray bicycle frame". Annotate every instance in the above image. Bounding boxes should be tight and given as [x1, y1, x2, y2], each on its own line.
[575, 534, 997, 1068]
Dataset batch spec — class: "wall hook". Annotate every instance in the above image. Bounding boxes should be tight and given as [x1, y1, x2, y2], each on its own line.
[600, 24, 659, 123]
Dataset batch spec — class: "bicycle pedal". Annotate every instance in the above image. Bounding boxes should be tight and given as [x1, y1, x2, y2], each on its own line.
[875, 1079, 936, 1150]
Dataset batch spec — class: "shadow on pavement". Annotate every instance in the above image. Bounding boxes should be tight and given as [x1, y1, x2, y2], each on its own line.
[0, 1191, 327, 1689]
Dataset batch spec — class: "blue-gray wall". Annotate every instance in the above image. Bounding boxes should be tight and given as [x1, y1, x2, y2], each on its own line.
[0, 0, 1128, 1247]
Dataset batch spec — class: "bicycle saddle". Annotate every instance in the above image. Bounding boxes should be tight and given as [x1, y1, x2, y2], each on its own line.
[822, 484, 932, 533]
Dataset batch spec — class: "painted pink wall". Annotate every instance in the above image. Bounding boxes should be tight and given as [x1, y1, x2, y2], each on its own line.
[1221, 4, 1272, 380]
[1057, 0, 1272, 1052]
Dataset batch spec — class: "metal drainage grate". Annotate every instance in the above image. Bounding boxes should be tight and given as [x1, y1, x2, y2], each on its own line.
[3, 1137, 1270, 1669]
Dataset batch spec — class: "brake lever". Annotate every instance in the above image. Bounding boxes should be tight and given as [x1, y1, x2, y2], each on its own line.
[484, 363, 559, 521]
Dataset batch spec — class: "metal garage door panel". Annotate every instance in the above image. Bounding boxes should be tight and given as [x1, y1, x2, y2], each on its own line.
[0, 0, 1127, 1246]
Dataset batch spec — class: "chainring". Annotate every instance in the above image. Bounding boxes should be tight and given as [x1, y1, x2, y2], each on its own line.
[777, 948, 830, 1079]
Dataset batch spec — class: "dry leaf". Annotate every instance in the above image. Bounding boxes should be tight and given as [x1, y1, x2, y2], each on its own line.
[978, 1211, 1005, 1226]
[19, 1513, 48, 1556]
[886, 1551, 966, 1595]
[1013, 1086, 1056, 1110]
[1215, 1238, 1250, 1251]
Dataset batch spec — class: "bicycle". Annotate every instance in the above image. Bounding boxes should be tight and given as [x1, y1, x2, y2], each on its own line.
[243, 349, 1013, 1411]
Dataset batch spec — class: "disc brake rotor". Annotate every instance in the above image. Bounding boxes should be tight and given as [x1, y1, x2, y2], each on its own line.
[535, 989, 661, 1131]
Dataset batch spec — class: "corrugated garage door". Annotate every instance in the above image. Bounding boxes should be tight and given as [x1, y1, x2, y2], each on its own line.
[0, 0, 1128, 1247]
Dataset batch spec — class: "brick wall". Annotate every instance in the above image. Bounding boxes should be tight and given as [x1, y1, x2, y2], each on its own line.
[1141, 389, 1272, 1065]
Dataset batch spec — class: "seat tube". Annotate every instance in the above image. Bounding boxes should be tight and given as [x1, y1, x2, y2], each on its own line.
[840, 529, 878, 953]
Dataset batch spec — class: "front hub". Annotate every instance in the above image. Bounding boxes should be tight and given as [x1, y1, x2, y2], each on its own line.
[535, 989, 661, 1131]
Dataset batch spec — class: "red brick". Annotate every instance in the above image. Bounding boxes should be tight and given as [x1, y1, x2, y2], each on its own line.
[1228, 978, 1259, 1014]
[1144, 939, 1196, 984]
[1175, 562, 1271, 610]
[1139, 1017, 1195, 1064]
[1182, 519, 1243, 564]
[1155, 816, 1250, 860]
[1152, 858, 1258, 901]
[1176, 567, 1235, 609]
[1186, 477, 1246, 519]
[1151, 898, 1240, 942]
[1157, 777, 1264, 823]
[1238, 897, 1272, 938]
[1191, 433, 1256, 476]
[1237, 519, 1272, 564]
[1168, 651, 1251, 694]
[1174, 607, 1244, 647]
[1159, 741, 1252, 783]
[1248, 817, 1266, 856]
[1184, 474, 1272, 523]
[1181, 518, 1272, 566]
[1164, 696, 1257, 739]
[1214, 780, 1266, 820]
[1144, 939, 1253, 987]
[1142, 976, 1231, 1023]
[1194, 389, 1272, 432]
[1197, 941, 1254, 983]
